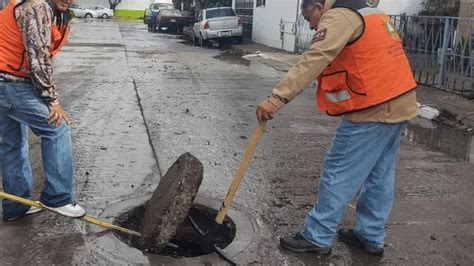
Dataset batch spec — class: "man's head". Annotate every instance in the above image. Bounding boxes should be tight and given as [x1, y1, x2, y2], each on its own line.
[51, 0, 75, 12]
[301, 0, 325, 30]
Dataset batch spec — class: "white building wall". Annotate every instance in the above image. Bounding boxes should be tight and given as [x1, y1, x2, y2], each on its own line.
[77, 0, 150, 10]
[76, 0, 109, 7]
[252, 0, 299, 52]
[115, 0, 151, 10]
[251, 0, 425, 52]
[378, 0, 423, 15]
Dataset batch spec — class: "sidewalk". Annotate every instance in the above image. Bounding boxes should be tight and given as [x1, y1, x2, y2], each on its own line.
[231, 42, 474, 130]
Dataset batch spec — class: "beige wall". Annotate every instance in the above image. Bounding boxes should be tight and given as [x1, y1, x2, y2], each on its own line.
[458, 0, 474, 18]
[456, 0, 474, 42]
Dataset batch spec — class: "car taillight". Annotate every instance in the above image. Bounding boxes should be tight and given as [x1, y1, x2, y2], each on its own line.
[203, 21, 209, 29]
[238, 17, 243, 26]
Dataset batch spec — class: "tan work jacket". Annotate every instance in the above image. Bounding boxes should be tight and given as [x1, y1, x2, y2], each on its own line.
[271, 0, 417, 123]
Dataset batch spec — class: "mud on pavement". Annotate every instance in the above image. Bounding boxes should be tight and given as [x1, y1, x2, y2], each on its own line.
[0, 19, 473, 265]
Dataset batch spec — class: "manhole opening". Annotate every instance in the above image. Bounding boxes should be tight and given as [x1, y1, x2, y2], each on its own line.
[113, 204, 236, 258]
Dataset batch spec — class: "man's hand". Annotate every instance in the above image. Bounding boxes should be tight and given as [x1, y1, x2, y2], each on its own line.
[256, 99, 278, 123]
[47, 104, 70, 127]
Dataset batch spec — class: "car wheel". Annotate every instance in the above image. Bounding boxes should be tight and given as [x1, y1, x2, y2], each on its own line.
[151, 24, 158, 33]
[199, 34, 207, 47]
[85, 13, 93, 19]
[177, 26, 184, 34]
[101, 13, 108, 19]
[199, 36, 204, 47]
[236, 35, 244, 44]
[192, 32, 199, 46]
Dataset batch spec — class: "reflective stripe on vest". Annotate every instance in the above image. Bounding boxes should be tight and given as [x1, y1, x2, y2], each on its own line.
[326, 90, 351, 103]
[316, 2, 417, 116]
[0, 0, 70, 78]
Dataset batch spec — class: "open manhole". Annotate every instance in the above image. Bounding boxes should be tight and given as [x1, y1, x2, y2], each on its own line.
[113, 204, 236, 258]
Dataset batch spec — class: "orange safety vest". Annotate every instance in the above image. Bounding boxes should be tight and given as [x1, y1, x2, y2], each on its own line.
[0, 0, 70, 78]
[316, 0, 417, 116]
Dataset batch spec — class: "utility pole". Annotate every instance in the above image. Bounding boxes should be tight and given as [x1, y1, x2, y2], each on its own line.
[294, 0, 300, 53]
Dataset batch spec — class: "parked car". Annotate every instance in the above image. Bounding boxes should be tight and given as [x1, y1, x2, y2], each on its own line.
[143, 2, 175, 30]
[154, 9, 186, 33]
[89, 5, 114, 19]
[192, 7, 243, 46]
[69, 4, 97, 18]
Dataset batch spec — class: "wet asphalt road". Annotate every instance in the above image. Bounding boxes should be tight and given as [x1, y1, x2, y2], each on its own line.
[0, 20, 473, 265]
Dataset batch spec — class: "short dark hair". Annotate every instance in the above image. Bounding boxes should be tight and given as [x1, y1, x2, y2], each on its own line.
[301, 0, 325, 11]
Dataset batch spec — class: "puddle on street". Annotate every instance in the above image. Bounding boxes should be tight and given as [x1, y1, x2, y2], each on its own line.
[214, 51, 251, 66]
[404, 118, 473, 162]
[179, 39, 194, 46]
[214, 51, 282, 77]
[66, 42, 125, 48]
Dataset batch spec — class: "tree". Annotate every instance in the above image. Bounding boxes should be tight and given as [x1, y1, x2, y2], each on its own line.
[419, 0, 460, 16]
[109, 0, 122, 11]
[196, 0, 232, 10]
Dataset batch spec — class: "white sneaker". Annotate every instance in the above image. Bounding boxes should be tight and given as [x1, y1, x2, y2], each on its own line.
[40, 201, 86, 218]
[4, 205, 43, 221]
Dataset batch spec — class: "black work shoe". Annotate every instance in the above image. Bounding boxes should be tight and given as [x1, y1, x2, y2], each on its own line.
[337, 228, 384, 256]
[280, 232, 331, 254]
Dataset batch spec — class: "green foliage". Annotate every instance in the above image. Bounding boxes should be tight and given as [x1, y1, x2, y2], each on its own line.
[173, 0, 232, 11]
[419, 0, 460, 16]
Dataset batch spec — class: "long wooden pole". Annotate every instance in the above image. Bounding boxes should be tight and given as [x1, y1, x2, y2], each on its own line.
[0, 191, 141, 237]
[215, 122, 266, 224]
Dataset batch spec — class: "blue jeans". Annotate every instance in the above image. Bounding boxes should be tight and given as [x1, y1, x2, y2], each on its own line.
[301, 119, 407, 249]
[0, 81, 73, 220]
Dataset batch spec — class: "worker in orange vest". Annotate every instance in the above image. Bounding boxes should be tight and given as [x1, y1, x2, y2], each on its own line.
[256, 0, 417, 256]
[0, 0, 86, 221]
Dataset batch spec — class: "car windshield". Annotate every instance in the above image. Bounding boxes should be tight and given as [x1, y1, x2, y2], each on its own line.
[160, 9, 181, 16]
[205, 8, 235, 19]
[152, 3, 174, 10]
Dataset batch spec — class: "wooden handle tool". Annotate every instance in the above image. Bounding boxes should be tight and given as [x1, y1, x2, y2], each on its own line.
[215, 122, 266, 224]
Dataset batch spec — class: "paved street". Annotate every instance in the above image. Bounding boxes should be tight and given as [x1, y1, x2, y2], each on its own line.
[0, 20, 473, 265]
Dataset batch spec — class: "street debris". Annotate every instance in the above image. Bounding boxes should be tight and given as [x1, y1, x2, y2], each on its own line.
[417, 103, 440, 120]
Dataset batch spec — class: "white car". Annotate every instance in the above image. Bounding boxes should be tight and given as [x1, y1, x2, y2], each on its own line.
[192, 7, 243, 46]
[89, 5, 114, 19]
[69, 4, 98, 18]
